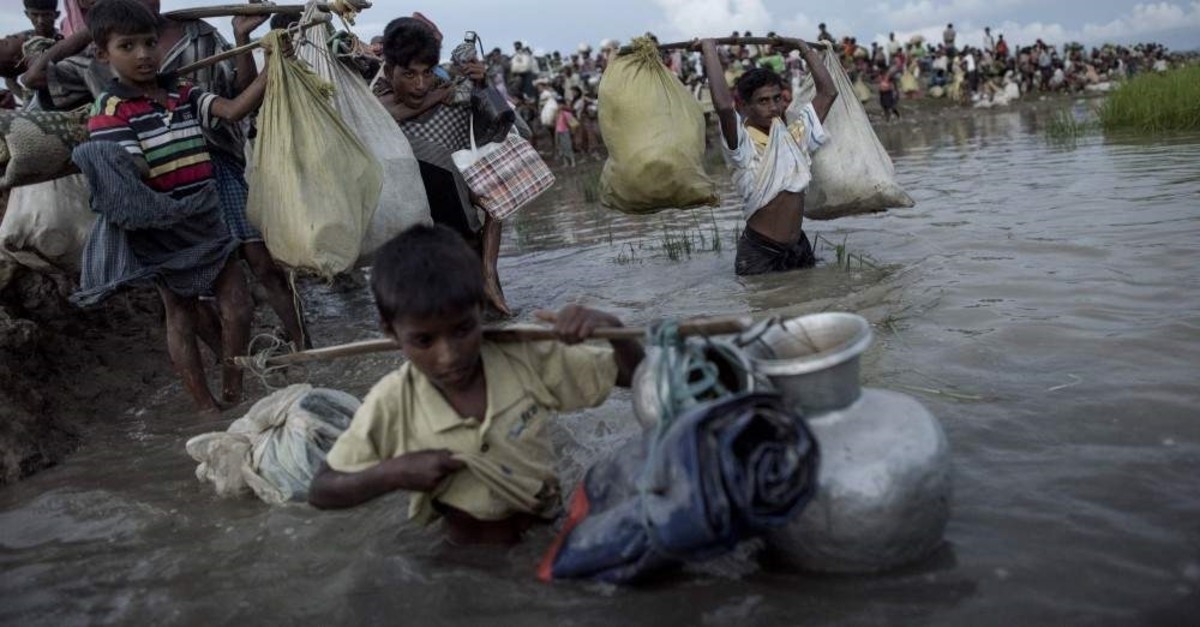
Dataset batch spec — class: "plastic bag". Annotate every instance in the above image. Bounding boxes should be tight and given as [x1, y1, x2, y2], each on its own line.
[185, 384, 360, 504]
[598, 38, 717, 214]
[790, 45, 914, 220]
[247, 30, 383, 277]
[296, 11, 431, 262]
[0, 174, 92, 273]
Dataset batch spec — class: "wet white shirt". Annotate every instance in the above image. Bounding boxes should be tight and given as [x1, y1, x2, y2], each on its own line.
[722, 104, 829, 220]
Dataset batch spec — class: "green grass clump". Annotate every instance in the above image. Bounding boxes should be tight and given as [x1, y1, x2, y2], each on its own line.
[1045, 108, 1097, 142]
[813, 233, 878, 270]
[1099, 64, 1200, 132]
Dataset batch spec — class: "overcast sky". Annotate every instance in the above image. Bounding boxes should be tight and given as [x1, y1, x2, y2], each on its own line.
[3, 1, 1198, 54]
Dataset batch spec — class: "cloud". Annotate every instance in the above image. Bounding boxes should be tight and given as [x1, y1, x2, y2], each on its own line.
[1080, 1, 1200, 40]
[651, 0, 772, 38]
[877, 1, 1200, 48]
[869, 0, 1032, 30]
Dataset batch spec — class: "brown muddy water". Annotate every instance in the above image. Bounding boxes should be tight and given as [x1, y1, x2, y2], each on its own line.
[2, 106, 1199, 625]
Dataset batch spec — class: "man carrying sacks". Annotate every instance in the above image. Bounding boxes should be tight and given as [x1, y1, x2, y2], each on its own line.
[697, 38, 837, 276]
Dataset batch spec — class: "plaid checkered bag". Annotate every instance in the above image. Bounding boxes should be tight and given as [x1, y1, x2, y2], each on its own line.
[452, 119, 555, 220]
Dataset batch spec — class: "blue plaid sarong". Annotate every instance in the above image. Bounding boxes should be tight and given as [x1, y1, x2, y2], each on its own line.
[71, 142, 239, 307]
[210, 151, 262, 243]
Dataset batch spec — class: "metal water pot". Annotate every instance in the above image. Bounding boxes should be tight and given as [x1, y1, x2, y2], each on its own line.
[740, 313, 951, 574]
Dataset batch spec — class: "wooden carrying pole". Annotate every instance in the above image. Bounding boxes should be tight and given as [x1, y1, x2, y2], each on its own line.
[617, 36, 830, 55]
[162, 1, 373, 21]
[233, 316, 752, 370]
[624, 35, 801, 55]
[173, 13, 331, 75]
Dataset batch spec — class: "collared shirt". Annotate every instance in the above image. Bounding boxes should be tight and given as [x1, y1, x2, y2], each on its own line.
[87, 75, 219, 198]
[326, 340, 618, 523]
[722, 105, 828, 220]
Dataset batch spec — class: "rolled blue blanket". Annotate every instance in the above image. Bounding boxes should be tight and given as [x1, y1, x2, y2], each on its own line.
[539, 392, 819, 584]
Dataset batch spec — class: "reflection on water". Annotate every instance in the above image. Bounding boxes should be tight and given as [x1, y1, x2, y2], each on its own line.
[3, 108, 1199, 625]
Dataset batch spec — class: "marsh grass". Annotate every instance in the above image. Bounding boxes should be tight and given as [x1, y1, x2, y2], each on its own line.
[813, 233, 878, 270]
[615, 242, 640, 265]
[1044, 108, 1098, 143]
[1099, 65, 1200, 133]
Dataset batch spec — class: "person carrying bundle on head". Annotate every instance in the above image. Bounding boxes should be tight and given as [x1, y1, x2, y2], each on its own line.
[696, 38, 837, 276]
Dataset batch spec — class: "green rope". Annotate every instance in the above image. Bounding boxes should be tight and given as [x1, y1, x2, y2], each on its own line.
[637, 319, 736, 555]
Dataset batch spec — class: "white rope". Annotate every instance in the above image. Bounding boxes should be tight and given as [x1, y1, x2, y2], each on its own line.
[244, 332, 307, 390]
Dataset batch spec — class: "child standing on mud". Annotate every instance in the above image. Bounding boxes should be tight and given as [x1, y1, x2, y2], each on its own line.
[697, 37, 838, 276]
[76, 0, 269, 412]
[309, 225, 644, 545]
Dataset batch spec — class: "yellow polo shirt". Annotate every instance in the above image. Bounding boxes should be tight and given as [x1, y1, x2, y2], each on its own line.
[325, 340, 618, 523]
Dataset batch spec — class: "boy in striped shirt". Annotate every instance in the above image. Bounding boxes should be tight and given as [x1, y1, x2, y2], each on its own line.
[84, 0, 269, 412]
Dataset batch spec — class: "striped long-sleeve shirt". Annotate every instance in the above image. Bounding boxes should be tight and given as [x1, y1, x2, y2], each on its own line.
[87, 76, 219, 199]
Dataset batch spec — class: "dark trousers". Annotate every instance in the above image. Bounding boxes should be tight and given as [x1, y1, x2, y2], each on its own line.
[735, 227, 817, 276]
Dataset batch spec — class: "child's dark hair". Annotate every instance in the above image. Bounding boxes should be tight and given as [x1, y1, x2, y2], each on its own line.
[735, 68, 784, 103]
[371, 225, 483, 326]
[381, 17, 440, 68]
[86, 0, 157, 49]
[269, 13, 294, 31]
[24, 0, 59, 11]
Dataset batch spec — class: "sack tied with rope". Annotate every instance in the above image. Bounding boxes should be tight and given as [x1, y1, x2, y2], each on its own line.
[294, 6, 432, 262]
[597, 37, 718, 215]
[247, 29, 383, 277]
[789, 43, 914, 220]
[186, 384, 360, 504]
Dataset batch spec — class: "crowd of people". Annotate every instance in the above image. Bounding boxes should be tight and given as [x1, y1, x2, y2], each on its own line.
[426, 22, 1190, 143]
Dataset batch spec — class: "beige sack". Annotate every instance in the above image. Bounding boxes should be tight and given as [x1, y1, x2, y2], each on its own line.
[598, 37, 718, 214]
[247, 30, 383, 277]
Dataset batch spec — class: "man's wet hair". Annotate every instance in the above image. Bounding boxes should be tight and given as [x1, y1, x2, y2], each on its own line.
[86, 0, 157, 49]
[735, 67, 785, 103]
[382, 17, 440, 68]
[24, 0, 59, 11]
[371, 225, 484, 326]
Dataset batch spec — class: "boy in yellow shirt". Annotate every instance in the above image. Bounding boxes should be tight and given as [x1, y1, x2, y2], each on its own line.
[309, 225, 644, 545]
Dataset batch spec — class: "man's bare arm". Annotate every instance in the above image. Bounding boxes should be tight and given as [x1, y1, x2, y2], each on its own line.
[699, 39, 739, 151]
[797, 39, 838, 122]
[20, 28, 92, 90]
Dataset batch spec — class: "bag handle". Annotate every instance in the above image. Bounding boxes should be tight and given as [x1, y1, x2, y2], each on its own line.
[468, 113, 479, 153]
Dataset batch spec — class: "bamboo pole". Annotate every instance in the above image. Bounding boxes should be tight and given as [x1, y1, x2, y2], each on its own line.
[233, 316, 752, 370]
[163, 1, 372, 21]
[173, 13, 330, 75]
[617, 36, 832, 55]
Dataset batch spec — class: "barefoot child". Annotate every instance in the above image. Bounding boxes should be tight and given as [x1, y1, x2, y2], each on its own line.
[76, 0, 269, 411]
[554, 95, 577, 168]
[309, 224, 644, 545]
[698, 38, 837, 276]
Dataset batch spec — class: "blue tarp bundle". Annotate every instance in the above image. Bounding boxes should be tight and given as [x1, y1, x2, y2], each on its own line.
[538, 392, 819, 584]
